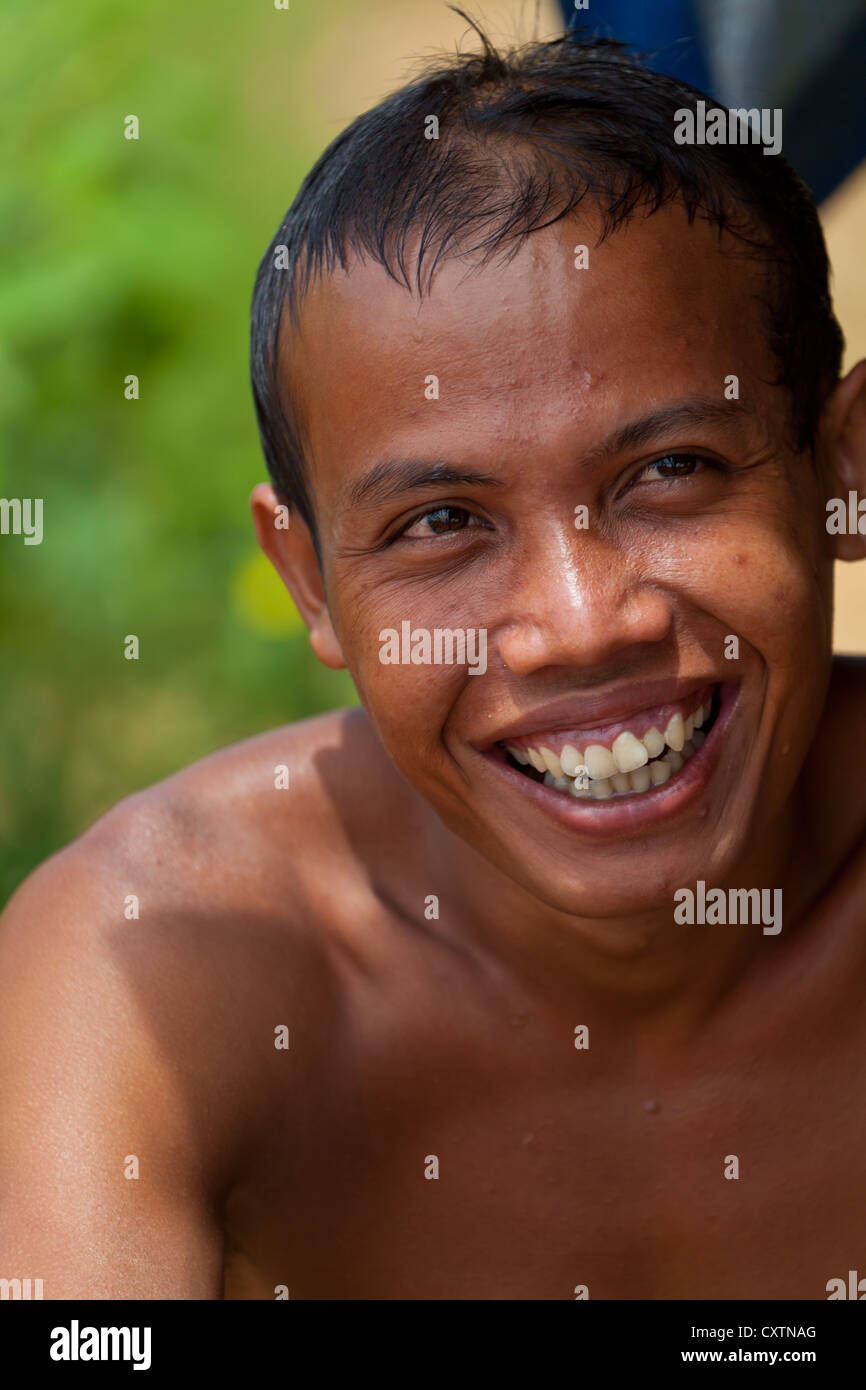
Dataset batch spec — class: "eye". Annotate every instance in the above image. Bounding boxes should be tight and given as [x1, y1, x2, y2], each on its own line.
[400, 504, 479, 540]
[634, 453, 713, 484]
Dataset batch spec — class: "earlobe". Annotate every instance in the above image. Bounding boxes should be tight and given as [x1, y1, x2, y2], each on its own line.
[249, 483, 347, 670]
[822, 360, 866, 561]
[308, 621, 346, 670]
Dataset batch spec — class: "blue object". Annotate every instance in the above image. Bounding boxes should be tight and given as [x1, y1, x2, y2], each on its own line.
[561, 0, 866, 202]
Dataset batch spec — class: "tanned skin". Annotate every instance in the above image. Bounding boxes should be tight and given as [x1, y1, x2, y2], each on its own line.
[3, 205, 866, 1300]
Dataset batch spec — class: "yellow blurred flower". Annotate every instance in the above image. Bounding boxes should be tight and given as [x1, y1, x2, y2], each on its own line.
[231, 551, 305, 638]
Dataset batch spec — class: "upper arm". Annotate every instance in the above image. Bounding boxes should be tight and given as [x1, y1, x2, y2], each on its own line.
[0, 850, 225, 1299]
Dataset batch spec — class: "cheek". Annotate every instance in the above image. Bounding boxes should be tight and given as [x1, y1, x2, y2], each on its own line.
[658, 512, 829, 660]
[330, 583, 469, 769]
[360, 664, 469, 789]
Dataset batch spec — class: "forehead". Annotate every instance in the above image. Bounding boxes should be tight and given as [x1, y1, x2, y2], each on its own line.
[284, 205, 775, 503]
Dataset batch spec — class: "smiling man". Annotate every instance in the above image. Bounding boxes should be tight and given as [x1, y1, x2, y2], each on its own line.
[2, 29, 866, 1302]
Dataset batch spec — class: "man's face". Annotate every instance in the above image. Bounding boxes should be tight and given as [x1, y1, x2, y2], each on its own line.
[281, 205, 833, 916]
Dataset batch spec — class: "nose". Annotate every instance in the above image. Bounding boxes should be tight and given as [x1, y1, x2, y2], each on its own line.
[496, 519, 673, 677]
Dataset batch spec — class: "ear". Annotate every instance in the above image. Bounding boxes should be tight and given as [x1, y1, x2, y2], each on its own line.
[821, 359, 866, 561]
[250, 483, 346, 670]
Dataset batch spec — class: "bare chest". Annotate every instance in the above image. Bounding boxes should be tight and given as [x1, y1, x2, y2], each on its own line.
[222, 1024, 866, 1300]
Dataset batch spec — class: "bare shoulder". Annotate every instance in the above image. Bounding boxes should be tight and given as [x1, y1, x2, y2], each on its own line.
[0, 707, 408, 1179]
[0, 708, 391, 1296]
[3, 705, 397, 932]
[0, 704, 418, 1080]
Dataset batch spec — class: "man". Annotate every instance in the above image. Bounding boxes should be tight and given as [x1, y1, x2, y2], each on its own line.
[2, 29, 865, 1299]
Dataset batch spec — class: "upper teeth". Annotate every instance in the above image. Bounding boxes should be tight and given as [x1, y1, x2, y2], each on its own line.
[506, 699, 712, 797]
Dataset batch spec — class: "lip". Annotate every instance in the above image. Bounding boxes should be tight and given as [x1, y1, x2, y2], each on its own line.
[478, 677, 719, 749]
[478, 681, 740, 837]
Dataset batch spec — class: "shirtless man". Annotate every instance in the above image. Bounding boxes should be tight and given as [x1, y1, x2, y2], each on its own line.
[2, 32, 866, 1301]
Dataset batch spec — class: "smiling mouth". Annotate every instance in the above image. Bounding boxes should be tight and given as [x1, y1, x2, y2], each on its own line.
[500, 686, 722, 801]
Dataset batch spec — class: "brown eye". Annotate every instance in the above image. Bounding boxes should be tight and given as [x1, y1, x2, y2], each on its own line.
[646, 455, 701, 480]
[625, 453, 729, 498]
[403, 505, 475, 539]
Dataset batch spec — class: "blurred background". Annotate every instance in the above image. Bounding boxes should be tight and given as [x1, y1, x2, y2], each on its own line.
[1, 0, 864, 900]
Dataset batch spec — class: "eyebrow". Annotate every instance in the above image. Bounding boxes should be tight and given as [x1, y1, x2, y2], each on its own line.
[344, 396, 761, 510]
[583, 396, 760, 465]
[345, 459, 504, 510]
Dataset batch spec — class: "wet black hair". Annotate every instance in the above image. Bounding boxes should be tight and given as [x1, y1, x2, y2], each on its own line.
[250, 14, 844, 551]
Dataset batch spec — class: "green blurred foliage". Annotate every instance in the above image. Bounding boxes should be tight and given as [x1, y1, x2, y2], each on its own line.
[0, 0, 358, 901]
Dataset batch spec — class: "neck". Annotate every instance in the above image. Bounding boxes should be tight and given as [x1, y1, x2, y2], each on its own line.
[433, 800, 811, 1039]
